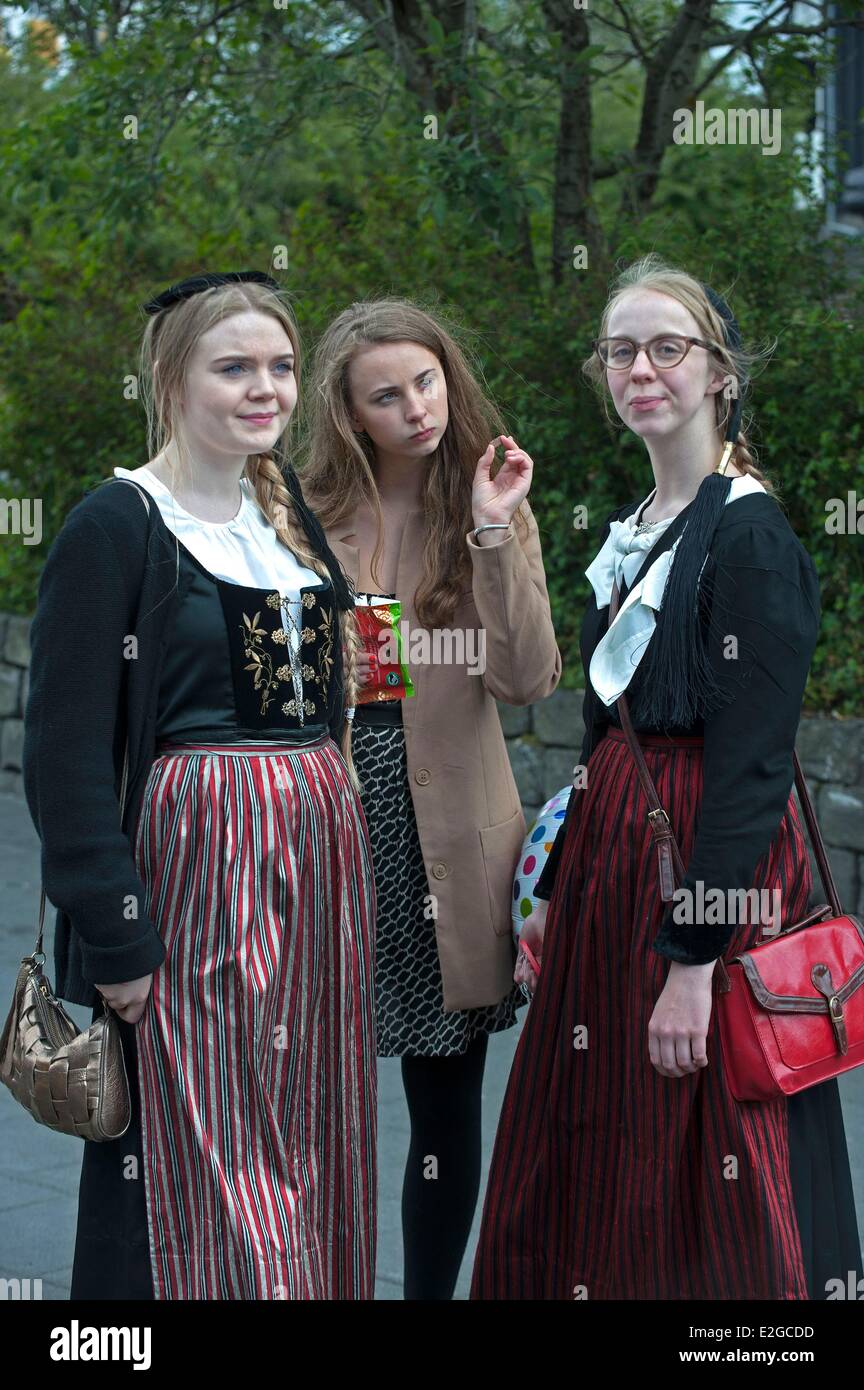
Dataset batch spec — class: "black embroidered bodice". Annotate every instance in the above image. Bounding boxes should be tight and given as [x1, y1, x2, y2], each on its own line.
[156, 538, 336, 744]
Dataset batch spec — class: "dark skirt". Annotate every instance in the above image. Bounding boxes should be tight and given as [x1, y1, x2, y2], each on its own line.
[71, 736, 377, 1300]
[470, 727, 862, 1300]
[351, 715, 522, 1057]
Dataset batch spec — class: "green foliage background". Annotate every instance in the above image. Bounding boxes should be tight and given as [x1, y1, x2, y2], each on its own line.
[0, 3, 861, 713]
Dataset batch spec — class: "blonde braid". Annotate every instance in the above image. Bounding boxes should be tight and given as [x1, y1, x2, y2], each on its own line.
[338, 604, 363, 793]
[731, 429, 770, 487]
[249, 453, 363, 794]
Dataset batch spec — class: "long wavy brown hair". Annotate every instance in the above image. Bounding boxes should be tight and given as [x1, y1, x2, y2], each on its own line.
[299, 297, 530, 629]
[137, 279, 363, 790]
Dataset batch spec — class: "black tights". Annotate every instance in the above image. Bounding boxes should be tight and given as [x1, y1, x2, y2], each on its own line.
[400, 1031, 489, 1300]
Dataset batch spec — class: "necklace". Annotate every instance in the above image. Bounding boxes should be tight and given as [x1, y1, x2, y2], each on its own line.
[633, 491, 658, 533]
[634, 506, 666, 533]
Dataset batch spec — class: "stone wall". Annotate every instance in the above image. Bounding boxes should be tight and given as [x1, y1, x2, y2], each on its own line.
[503, 691, 864, 918]
[1, 609, 862, 917]
[0, 615, 28, 794]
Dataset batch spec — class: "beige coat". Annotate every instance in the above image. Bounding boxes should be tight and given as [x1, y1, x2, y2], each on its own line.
[320, 500, 562, 1010]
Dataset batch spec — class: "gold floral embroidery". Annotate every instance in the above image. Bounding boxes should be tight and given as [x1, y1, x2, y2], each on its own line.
[282, 698, 316, 718]
[240, 611, 279, 716]
[275, 660, 315, 691]
[315, 607, 334, 691]
[240, 591, 331, 723]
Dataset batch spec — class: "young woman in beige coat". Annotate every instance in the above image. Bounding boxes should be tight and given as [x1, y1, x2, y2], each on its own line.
[300, 298, 561, 1298]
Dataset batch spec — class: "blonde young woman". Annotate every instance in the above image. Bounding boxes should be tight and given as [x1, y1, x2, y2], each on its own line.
[300, 299, 561, 1299]
[23, 271, 377, 1300]
[470, 256, 861, 1300]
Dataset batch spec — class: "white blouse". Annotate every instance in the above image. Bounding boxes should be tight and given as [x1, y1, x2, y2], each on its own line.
[585, 474, 767, 706]
[112, 465, 323, 688]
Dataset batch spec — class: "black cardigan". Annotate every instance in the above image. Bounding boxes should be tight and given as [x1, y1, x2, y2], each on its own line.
[533, 491, 821, 965]
[22, 476, 347, 1007]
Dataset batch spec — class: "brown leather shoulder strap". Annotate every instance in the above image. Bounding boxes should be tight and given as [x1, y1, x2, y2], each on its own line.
[607, 578, 842, 920]
[607, 581, 685, 900]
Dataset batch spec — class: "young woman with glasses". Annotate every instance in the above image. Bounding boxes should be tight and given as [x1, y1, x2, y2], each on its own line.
[470, 255, 861, 1301]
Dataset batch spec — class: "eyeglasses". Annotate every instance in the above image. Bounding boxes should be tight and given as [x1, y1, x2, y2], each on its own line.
[593, 335, 719, 370]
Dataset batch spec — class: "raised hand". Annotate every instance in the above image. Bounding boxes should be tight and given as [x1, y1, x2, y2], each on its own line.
[472, 434, 534, 530]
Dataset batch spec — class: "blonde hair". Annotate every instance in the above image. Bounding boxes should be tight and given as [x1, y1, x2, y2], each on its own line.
[583, 254, 779, 499]
[138, 279, 363, 791]
[299, 296, 529, 629]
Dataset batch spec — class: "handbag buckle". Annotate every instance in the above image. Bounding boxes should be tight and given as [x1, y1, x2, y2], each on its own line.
[828, 995, 849, 1056]
[648, 808, 669, 828]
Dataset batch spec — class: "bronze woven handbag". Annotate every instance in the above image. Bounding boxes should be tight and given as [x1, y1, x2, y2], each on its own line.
[0, 741, 132, 1141]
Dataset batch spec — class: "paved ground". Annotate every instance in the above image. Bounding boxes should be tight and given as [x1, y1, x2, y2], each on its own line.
[1, 789, 860, 1300]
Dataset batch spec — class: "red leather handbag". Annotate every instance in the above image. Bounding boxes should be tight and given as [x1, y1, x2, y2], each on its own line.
[610, 580, 864, 1103]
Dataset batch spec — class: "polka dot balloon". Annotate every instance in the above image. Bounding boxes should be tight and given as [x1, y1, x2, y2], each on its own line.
[511, 785, 572, 944]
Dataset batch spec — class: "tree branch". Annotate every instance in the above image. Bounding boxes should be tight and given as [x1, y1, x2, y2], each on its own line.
[606, 0, 648, 62]
[618, 0, 715, 224]
[541, 0, 606, 283]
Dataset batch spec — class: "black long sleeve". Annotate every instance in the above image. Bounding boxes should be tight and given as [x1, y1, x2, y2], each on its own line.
[22, 509, 168, 986]
[651, 509, 820, 964]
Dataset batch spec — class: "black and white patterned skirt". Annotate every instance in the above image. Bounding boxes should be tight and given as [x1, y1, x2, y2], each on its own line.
[351, 708, 522, 1057]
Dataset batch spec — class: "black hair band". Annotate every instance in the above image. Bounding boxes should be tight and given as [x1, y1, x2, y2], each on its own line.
[143, 270, 280, 317]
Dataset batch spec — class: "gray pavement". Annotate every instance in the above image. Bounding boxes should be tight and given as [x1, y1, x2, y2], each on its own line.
[1, 790, 861, 1301]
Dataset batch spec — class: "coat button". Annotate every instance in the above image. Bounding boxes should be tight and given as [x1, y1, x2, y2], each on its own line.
[431, 862, 448, 879]
[415, 768, 431, 785]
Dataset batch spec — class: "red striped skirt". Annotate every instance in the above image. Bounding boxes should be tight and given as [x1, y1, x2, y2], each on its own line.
[130, 735, 377, 1300]
[470, 727, 813, 1300]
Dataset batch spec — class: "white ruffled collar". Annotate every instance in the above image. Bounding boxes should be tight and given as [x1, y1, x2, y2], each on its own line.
[586, 474, 766, 706]
[585, 489, 676, 601]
